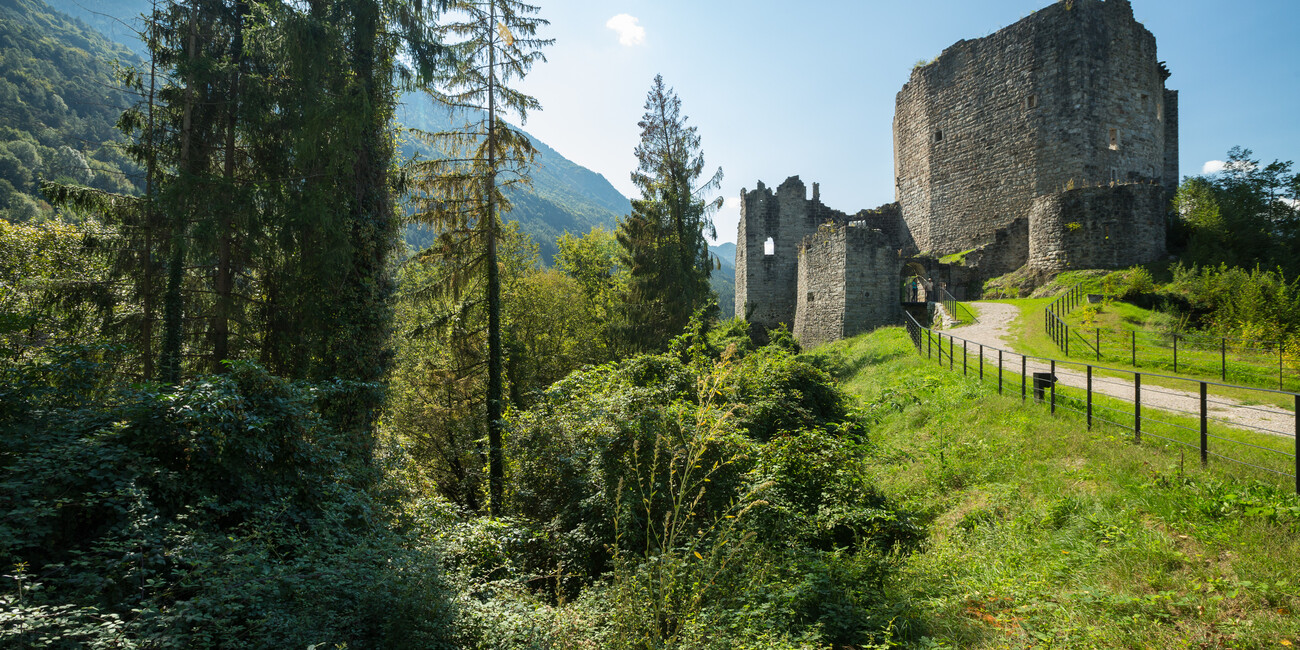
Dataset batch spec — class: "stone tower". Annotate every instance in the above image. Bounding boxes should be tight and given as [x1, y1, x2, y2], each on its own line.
[893, 0, 1176, 257]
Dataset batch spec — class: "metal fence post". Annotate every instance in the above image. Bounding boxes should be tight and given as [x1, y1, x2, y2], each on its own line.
[1200, 382, 1208, 467]
[1294, 394, 1299, 495]
[998, 350, 1003, 395]
[1134, 373, 1142, 444]
[1050, 360, 1056, 415]
[980, 344, 984, 380]
[1174, 335, 1179, 374]
[1221, 338, 1227, 382]
[950, 336, 954, 371]
[1065, 324, 1070, 356]
[1086, 365, 1093, 430]
[963, 341, 968, 376]
[927, 329, 932, 359]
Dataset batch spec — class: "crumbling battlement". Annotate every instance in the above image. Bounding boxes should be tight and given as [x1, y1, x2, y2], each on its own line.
[735, 176, 908, 331]
[736, 0, 1176, 347]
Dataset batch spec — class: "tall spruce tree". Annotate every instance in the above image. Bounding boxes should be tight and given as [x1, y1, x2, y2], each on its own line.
[617, 74, 722, 351]
[410, 0, 551, 515]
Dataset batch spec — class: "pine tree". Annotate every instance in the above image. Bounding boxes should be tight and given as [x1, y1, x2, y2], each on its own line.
[617, 74, 723, 351]
[410, 0, 551, 515]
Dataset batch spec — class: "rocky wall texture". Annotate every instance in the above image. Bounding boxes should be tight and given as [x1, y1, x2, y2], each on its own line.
[894, 0, 1175, 256]
[794, 226, 902, 349]
[962, 217, 1029, 279]
[735, 177, 911, 334]
[1028, 183, 1167, 273]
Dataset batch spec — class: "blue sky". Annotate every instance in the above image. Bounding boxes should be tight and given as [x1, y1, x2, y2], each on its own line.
[510, 0, 1300, 244]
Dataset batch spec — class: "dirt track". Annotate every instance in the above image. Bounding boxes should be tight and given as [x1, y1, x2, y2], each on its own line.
[939, 302, 1297, 438]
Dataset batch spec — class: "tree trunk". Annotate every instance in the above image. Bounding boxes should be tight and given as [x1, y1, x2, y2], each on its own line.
[213, 0, 245, 372]
[486, 0, 504, 517]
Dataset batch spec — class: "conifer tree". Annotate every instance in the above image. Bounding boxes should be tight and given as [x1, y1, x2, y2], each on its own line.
[411, 0, 551, 515]
[617, 74, 723, 351]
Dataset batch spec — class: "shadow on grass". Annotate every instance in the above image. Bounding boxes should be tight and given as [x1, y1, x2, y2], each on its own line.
[806, 345, 912, 381]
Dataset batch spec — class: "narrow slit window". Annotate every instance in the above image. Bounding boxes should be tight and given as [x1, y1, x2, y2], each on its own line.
[763, 237, 775, 256]
[933, 129, 944, 143]
[1108, 128, 1120, 150]
[1026, 94, 1038, 109]
[1157, 102, 1163, 121]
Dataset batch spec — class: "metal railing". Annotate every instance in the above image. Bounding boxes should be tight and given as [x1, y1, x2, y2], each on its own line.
[904, 312, 1300, 494]
[939, 286, 979, 325]
[1043, 287, 1297, 391]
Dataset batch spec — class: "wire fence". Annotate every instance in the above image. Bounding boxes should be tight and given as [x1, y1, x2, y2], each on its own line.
[904, 312, 1300, 494]
[1044, 285, 1299, 391]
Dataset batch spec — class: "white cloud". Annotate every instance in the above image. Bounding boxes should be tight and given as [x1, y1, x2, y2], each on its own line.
[606, 14, 645, 46]
[1202, 160, 1226, 175]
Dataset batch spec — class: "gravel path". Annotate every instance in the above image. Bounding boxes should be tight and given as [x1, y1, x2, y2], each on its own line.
[939, 302, 1297, 438]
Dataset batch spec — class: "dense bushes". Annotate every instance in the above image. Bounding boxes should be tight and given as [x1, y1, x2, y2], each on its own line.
[0, 351, 458, 648]
[472, 333, 920, 649]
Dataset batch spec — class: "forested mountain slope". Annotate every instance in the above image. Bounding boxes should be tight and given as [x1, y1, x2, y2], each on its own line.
[0, 0, 140, 220]
[398, 94, 630, 262]
[10, 0, 630, 261]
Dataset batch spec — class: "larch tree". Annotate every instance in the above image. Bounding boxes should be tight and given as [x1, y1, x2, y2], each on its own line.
[617, 74, 723, 351]
[410, 0, 551, 515]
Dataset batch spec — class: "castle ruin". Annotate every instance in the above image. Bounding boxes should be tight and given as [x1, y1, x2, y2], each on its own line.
[735, 0, 1175, 346]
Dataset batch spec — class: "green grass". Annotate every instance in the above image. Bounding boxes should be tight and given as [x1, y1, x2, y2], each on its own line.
[1063, 300, 1298, 393]
[980, 299, 1299, 410]
[810, 328, 1300, 648]
[939, 248, 977, 266]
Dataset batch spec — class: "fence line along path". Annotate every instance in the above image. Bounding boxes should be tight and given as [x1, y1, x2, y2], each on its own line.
[955, 302, 1296, 436]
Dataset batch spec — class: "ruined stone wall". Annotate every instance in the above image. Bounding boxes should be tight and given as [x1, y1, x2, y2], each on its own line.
[794, 225, 902, 348]
[1027, 183, 1167, 273]
[894, 0, 1175, 256]
[1163, 89, 1179, 196]
[962, 217, 1029, 279]
[735, 176, 910, 334]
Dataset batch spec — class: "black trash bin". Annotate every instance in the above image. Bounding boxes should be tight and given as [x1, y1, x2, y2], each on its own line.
[1032, 372, 1057, 402]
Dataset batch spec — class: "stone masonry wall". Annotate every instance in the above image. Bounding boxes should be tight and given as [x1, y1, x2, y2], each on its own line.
[962, 217, 1029, 278]
[1028, 183, 1167, 273]
[736, 176, 912, 334]
[1162, 89, 1179, 197]
[894, 0, 1175, 256]
[794, 225, 902, 349]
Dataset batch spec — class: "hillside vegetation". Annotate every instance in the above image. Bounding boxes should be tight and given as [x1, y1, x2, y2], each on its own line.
[811, 327, 1300, 648]
[0, 0, 140, 220]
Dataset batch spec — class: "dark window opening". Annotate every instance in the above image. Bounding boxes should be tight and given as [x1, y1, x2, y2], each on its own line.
[933, 129, 944, 143]
[1026, 94, 1039, 109]
[1108, 128, 1120, 150]
[806, 291, 815, 303]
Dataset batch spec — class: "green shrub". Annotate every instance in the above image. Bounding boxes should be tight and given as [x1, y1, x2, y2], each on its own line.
[0, 350, 459, 648]
[502, 341, 919, 648]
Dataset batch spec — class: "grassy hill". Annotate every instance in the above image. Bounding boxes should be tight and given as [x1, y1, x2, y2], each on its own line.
[805, 327, 1300, 646]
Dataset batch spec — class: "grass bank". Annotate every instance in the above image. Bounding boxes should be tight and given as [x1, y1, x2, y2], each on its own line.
[810, 327, 1300, 648]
